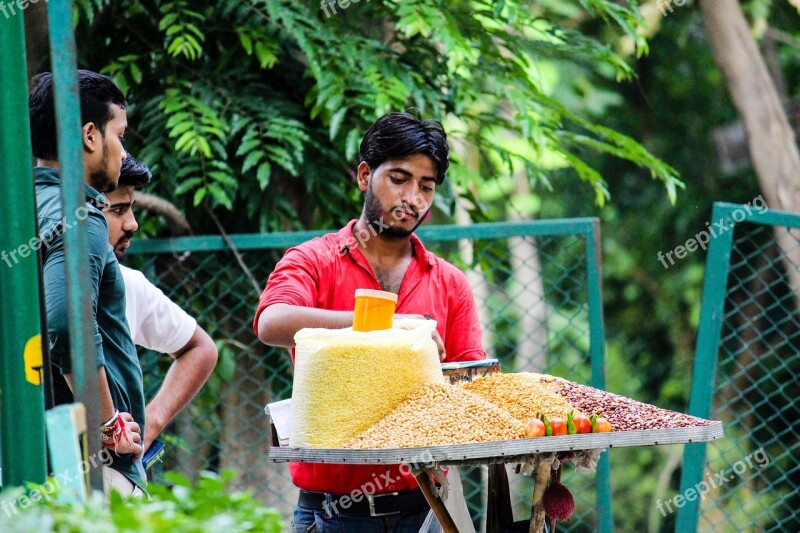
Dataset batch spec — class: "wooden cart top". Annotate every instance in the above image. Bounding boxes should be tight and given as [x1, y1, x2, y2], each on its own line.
[269, 421, 723, 466]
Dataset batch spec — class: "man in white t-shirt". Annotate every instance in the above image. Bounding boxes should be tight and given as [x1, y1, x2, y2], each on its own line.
[101, 156, 218, 454]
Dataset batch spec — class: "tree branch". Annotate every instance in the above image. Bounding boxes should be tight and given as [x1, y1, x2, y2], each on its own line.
[133, 191, 192, 236]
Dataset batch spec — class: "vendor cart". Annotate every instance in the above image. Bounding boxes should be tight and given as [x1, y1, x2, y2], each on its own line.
[268, 402, 722, 532]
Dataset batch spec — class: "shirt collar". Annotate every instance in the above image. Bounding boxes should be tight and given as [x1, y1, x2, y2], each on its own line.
[34, 166, 108, 208]
[337, 219, 435, 267]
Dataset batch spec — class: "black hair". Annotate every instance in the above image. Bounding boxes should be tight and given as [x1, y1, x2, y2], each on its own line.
[118, 155, 152, 187]
[29, 70, 127, 160]
[359, 112, 449, 185]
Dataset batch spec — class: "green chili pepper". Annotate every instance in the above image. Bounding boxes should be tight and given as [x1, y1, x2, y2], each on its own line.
[542, 414, 552, 437]
[567, 411, 577, 435]
[590, 414, 598, 433]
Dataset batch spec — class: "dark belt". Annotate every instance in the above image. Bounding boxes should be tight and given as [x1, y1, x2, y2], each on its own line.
[298, 488, 430, 517]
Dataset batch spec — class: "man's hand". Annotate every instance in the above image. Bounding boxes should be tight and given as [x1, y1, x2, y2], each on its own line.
[395, 313, 446, 361]
[432, 329, 446, 361]
[117, 412, 144, 461]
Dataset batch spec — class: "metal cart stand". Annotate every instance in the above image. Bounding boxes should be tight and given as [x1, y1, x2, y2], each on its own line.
[269, 422, 723, 532]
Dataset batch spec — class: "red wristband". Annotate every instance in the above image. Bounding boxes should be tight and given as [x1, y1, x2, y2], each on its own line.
[101, 413, 133, 452]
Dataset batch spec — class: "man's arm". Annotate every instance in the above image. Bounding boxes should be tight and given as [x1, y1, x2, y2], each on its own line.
[63, 368, 113, 421]
[63, 369, 142, 458]
[143, 325, 217, 451]
[120, 267, 217, 451]
[254, 246, 445, 355]
[444, 270, 486, 362]
[257, 303, 354, 348]
[257, 304, 446, 357]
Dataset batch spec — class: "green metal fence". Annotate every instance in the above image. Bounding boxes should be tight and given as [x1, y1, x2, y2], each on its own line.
[677, 203, 800, 532]
[0, 6, 47, 488]
[129, 219, 612, 531]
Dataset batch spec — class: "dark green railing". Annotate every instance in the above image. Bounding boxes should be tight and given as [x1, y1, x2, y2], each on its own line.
[677, 202, 800, 532]
[0, 4, 46, 488]
[46, 0, 104, 490]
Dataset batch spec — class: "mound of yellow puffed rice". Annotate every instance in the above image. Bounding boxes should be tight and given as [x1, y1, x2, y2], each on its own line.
[342, 383, 526, 449]
[463, 372, 583, 422]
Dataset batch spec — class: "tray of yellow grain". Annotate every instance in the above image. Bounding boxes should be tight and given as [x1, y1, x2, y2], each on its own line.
[268, 373, 722, 466]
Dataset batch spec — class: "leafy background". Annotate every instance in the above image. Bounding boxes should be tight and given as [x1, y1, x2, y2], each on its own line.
[20, 0, 797, 530]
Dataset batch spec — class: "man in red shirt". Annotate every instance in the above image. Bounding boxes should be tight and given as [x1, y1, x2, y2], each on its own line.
[254, 112, 485, 532]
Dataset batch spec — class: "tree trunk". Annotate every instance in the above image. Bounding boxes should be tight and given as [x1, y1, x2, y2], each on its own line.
[452, 139, 495, 360]
[509, 169, 547, 373]
[24, 4, 50, 81]
[700, 0, 800, 303]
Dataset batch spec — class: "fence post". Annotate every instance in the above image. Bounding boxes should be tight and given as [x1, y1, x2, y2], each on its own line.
[46, 0, 104, 491]
[675, 203, 735, 532]
[0, 7, 48, 488]
[586, 220, 613, 532]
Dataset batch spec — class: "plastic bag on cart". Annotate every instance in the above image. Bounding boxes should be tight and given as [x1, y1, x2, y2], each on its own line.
[419, 467, 476, 533]
[292, 319, 443, 448]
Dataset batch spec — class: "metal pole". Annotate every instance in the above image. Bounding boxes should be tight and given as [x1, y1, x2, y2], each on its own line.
[46, 0, 103, 491]
[586, 221, 613, 533]
[675, 203, 735, 533]
[0, 9, 47, 487]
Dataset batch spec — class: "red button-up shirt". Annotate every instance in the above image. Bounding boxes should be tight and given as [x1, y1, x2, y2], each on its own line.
[254, 220, 485, 494]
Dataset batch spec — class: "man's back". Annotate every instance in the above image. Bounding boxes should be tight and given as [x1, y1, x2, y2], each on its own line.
[36, 167, 146, 490]
[119, 265, 197, 354]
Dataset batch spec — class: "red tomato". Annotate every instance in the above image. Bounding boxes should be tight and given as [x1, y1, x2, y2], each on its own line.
[595, 418, 612, 433]
[525, 418, 546, 438]
[573, 414, 592, 434]
[550, 417, 568, 436]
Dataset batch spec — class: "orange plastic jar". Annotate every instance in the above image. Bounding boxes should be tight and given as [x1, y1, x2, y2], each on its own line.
[353, 289, 398, 332]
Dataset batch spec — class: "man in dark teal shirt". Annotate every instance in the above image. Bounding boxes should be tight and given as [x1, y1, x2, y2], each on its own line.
[30, 70, 145, 494]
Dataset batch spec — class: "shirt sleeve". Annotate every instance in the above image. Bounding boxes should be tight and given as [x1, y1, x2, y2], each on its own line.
[45, 215, 107, 373]
[123, 267, 197, 354]
[253, 246, 319, 334]
[445, 271, 485, 362]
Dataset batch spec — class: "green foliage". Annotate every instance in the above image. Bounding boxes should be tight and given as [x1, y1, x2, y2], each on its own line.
[540, 3, 800, 530]
[0, 470, 283, 532]
[73, 0, 679, 236]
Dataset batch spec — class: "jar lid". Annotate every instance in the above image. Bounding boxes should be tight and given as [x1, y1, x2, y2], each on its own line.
[354, 288, 398, 302]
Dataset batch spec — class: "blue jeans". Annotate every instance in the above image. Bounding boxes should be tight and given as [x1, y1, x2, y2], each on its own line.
[291, 505, 441, 533]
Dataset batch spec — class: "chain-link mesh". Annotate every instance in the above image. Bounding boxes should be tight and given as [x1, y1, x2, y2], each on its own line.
[693, 221, 800, 532]
[128, 222, 606, 531]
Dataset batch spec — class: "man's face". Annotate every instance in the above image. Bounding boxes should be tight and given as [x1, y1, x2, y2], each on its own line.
[102, 185, 138, 260]
[358, 153, 437, 238]
[87, 104, 127, 193]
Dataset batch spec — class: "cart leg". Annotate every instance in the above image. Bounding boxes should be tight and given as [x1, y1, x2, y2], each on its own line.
[487, 463, 513, 532]
[529, 454, 554, 533]
[412, 468, 459, 533]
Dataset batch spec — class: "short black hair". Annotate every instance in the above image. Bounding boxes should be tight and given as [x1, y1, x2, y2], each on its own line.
[359, 112, 449, 185]
[29, 69, 127, 160]
[118, 155, 152, 188]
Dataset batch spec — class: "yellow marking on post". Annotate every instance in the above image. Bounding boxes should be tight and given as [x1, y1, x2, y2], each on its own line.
[24, 334, 43, 386]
